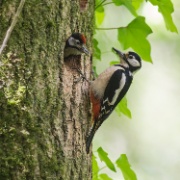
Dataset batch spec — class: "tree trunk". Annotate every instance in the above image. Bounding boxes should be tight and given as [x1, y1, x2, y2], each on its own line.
[0, 0, 94, 179]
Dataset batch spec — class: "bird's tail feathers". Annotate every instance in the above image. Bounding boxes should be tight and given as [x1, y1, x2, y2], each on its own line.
[86, 124, 96, 154]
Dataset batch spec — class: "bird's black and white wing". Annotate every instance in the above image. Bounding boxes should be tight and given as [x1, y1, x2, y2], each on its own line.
[98, 68, 133, 122]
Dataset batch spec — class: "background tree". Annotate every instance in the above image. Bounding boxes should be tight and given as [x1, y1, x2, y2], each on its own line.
[0, 0, 94, 179]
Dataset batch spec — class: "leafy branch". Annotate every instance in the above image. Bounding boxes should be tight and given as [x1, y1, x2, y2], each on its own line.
[95, 27, 121, 30]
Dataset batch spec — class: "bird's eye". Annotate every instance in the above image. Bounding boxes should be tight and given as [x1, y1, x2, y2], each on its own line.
[76, 40, 80, 45]
[129, 55, 133, 59]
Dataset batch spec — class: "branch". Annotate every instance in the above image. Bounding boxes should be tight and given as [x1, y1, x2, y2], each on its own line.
[95, 27, 121, 30]
[101, 2, 114, 7]
[0, 0, 26, 57]
[95, 0, 107, 10]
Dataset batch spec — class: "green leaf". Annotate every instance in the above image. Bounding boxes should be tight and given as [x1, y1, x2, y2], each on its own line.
[116, 97, 132, 119]
[97, 147, 116, 172]
[149, 0, 178, 33]
[99, 174, 113, 180]
[116, 154, 137, 180]
[118, 16, 153, 62]
[112, 0, 138, 16]
[95, 5, 105, 26]
[109, 61, 119, 66]
[132, 0, 143, 10]
[93, 154, 99, 180]
[95, 0, 104, 7]
[93, 38, 101, 60]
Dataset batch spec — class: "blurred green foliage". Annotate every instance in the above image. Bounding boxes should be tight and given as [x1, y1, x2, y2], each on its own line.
[116, 154, 137, 180]
[112, 0, 138, 16]
[93, 0, 177, 179]
[93, 147, 137, 180]
[149, 0, 178, 32]
[97, 147, 116, 172]
[118, 16, 152, 62]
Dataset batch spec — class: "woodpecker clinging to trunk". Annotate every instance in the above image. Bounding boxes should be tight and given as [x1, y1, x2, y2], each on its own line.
[86, 47, 142, 153]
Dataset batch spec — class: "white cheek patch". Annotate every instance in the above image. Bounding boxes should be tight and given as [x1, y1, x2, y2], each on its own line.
[68, 37, 75, 46]
[128, 58, 140, 67]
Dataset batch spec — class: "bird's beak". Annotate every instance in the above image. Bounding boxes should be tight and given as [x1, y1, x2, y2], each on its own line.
[112, 47, 127, 61]
[81, 45, 90, 55]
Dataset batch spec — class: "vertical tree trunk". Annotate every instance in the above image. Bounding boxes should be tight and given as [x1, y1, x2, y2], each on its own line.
[0, 0, 94, 179]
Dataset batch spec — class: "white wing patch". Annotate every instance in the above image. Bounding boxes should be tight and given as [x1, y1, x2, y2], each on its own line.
[128, 58, 140, 67]
[109, 73, 126, 105]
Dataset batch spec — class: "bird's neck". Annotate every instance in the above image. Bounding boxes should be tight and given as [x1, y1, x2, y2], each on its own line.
[64, 47, 81, 58]
[120, 60, 129, 69]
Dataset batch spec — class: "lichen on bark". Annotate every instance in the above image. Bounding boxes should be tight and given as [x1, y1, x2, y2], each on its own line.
[0, 0, 94, 179]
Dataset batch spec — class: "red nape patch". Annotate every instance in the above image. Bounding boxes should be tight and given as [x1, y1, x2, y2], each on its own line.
[81, 34, 86, 44]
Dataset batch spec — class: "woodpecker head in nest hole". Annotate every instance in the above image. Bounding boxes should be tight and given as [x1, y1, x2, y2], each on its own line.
[64, 33, 90, 59]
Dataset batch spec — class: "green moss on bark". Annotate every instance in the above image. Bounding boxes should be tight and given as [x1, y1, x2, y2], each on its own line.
[0, 0, 94, 179]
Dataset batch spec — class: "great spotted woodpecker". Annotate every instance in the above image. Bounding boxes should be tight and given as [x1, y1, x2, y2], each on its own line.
[64, 33, 90, 58]
[86, 47, 142, 153]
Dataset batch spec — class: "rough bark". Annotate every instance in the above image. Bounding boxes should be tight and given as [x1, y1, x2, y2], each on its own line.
[0, 0, 94, 179]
